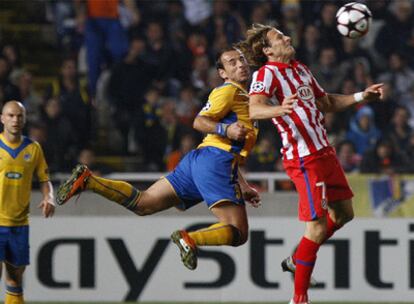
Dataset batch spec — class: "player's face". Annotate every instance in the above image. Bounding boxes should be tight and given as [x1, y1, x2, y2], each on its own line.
[1, 103, 26, 136]
[219, 50, 250, 84]
[265, 29, 295, 61]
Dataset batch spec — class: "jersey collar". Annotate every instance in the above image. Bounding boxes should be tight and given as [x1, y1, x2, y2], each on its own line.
[0, 133, 32, 159]
[266, 59, 299, 69]
[226, 80, 248, 94]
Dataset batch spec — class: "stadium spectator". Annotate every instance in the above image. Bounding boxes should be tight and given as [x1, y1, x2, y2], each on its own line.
[15, 71, 43, 124]
[45, 57, 91, 149]
[1, 44, 23, 84]
[145, 21, 178, 95]
[0, 101, 54, 304]
[74, 0, 138, 97]
[204, 0, 243, 47]
[279, 0, 303, 48]
[346, 106, 381, 156]
[40, 97, 78, 172]
[384, 106, 412, 153]
[191, 54, 211, 97]
[77, 147, 111, 176]
[369, 81, 397, 131]
[176, 85, 201, 127]
[374, 0, 414, 60]
[336, 140, 361, 173]
[239, 23, 383, 304]
[56, 47, 260, 272]
[249, 2, 273, 26]
[296, 24, 321, 66]
[360, 138, 410, 174]
[247, 136, 278, 172]
[339, 37, 374, 77]
[166, 132, 197, 171]
[315, 2, 341, 52]
[138, 87, 165, 170]
[311, 47, 345, 93]
[108, 36, 156, 154]
[323, 112, 345, 147]
[378, 52, 414, 107]
[0, 57, 19, 106]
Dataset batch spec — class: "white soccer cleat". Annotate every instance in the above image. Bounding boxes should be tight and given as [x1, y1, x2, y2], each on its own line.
[289, 300, 311, 304]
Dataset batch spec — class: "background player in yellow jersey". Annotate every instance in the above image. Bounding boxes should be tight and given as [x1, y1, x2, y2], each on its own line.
[0, 100, 55, 304]
[56, 47, 275, 270]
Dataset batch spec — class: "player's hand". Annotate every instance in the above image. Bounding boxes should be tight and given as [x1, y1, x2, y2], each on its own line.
[38, 199, 55, 218]
[363, 83, 384, 102]
[242, 186, 261, 208]
[226, 122, 247, 141]
[277, 93, 297, 116]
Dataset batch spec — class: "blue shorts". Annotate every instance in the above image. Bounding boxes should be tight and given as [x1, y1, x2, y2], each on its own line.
[166, 147, 244, 210]
[0, 226, 30, 266]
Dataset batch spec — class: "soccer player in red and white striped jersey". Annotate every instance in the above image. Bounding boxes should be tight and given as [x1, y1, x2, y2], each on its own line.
[238, 24, 383, 304]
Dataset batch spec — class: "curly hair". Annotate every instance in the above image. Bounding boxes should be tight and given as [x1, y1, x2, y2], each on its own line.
[236, 23, 274, 67]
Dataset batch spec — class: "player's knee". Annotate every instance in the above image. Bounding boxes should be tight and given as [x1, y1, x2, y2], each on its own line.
[308, 224, 327, 243]
[336, 210, 354, 226]
[230, 225, 248, 247]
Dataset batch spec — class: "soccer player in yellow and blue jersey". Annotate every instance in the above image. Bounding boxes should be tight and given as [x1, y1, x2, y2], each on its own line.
[0, 100, 55, 304]
[56, 48, 261, 270]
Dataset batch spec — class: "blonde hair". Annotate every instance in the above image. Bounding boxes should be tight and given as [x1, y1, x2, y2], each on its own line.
[236, 23, 274, 67]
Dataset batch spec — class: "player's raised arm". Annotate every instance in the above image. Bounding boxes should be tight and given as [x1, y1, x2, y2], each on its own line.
[317, 83, 384, 113]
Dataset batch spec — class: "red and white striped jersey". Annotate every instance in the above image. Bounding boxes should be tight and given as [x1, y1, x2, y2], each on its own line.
[249, 60, 330, 160]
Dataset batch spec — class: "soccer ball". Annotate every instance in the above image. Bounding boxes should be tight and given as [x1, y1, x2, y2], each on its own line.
[336, 2, 372, 39]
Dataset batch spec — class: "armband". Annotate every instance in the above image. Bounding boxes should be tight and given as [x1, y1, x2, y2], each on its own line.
[215, 123, 229, 137]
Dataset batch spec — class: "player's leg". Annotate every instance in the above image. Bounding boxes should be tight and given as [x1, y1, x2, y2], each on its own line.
[322, 148, 354, 242]
[4, 263, 25, 304]
[324, 198, 354, 242]
[189, 201, 248, 247]
[171, 147, 248, 270]
[171, 201, 247, 271]
[56, 165, 180, 214]
[4, 226, 29, 304]
[282, 154, 329, 303]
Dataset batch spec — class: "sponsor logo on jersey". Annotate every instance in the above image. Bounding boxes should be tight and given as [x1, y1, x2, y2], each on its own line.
[297, 84, 314, 101]
[251, 81, 265, 93]
[6, 172, 22, 179]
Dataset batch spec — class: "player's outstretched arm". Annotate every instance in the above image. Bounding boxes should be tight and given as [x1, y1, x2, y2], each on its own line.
[249, 94, 295, 120]
[38, 181, 55, 218]
[318, 83, 384, 113]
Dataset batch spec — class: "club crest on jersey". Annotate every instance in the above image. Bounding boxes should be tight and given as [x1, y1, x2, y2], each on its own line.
[297, 84, 314, 101]
[251, 81, 265, 93]
[23, 153, 32, 161]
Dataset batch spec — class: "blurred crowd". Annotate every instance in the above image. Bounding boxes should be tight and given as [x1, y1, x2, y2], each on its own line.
[1, 0, 414, 176]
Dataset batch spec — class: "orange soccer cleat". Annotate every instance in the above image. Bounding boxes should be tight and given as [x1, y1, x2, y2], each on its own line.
[56, 164, 91, 205]
[171, 230, 198, 270]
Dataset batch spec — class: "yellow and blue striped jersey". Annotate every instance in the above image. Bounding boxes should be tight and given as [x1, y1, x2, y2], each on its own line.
[0, 133, 50, 226]
[197, 81, 258, 159]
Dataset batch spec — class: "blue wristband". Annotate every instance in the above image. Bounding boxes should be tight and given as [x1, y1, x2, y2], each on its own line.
[215, 123, 229, 137]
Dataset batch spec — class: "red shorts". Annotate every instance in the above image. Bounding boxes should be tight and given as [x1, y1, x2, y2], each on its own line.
[283, 147, 354, 221]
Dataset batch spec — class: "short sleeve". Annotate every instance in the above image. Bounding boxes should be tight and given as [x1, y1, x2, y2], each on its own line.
[198, 86, 235, 120]
[249, 67, 277, 97]
[35, 142, 50, 182]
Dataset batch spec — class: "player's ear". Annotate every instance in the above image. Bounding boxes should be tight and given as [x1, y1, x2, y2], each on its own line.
[218, 68, 227, 80]
[263, 46, 271, 56]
